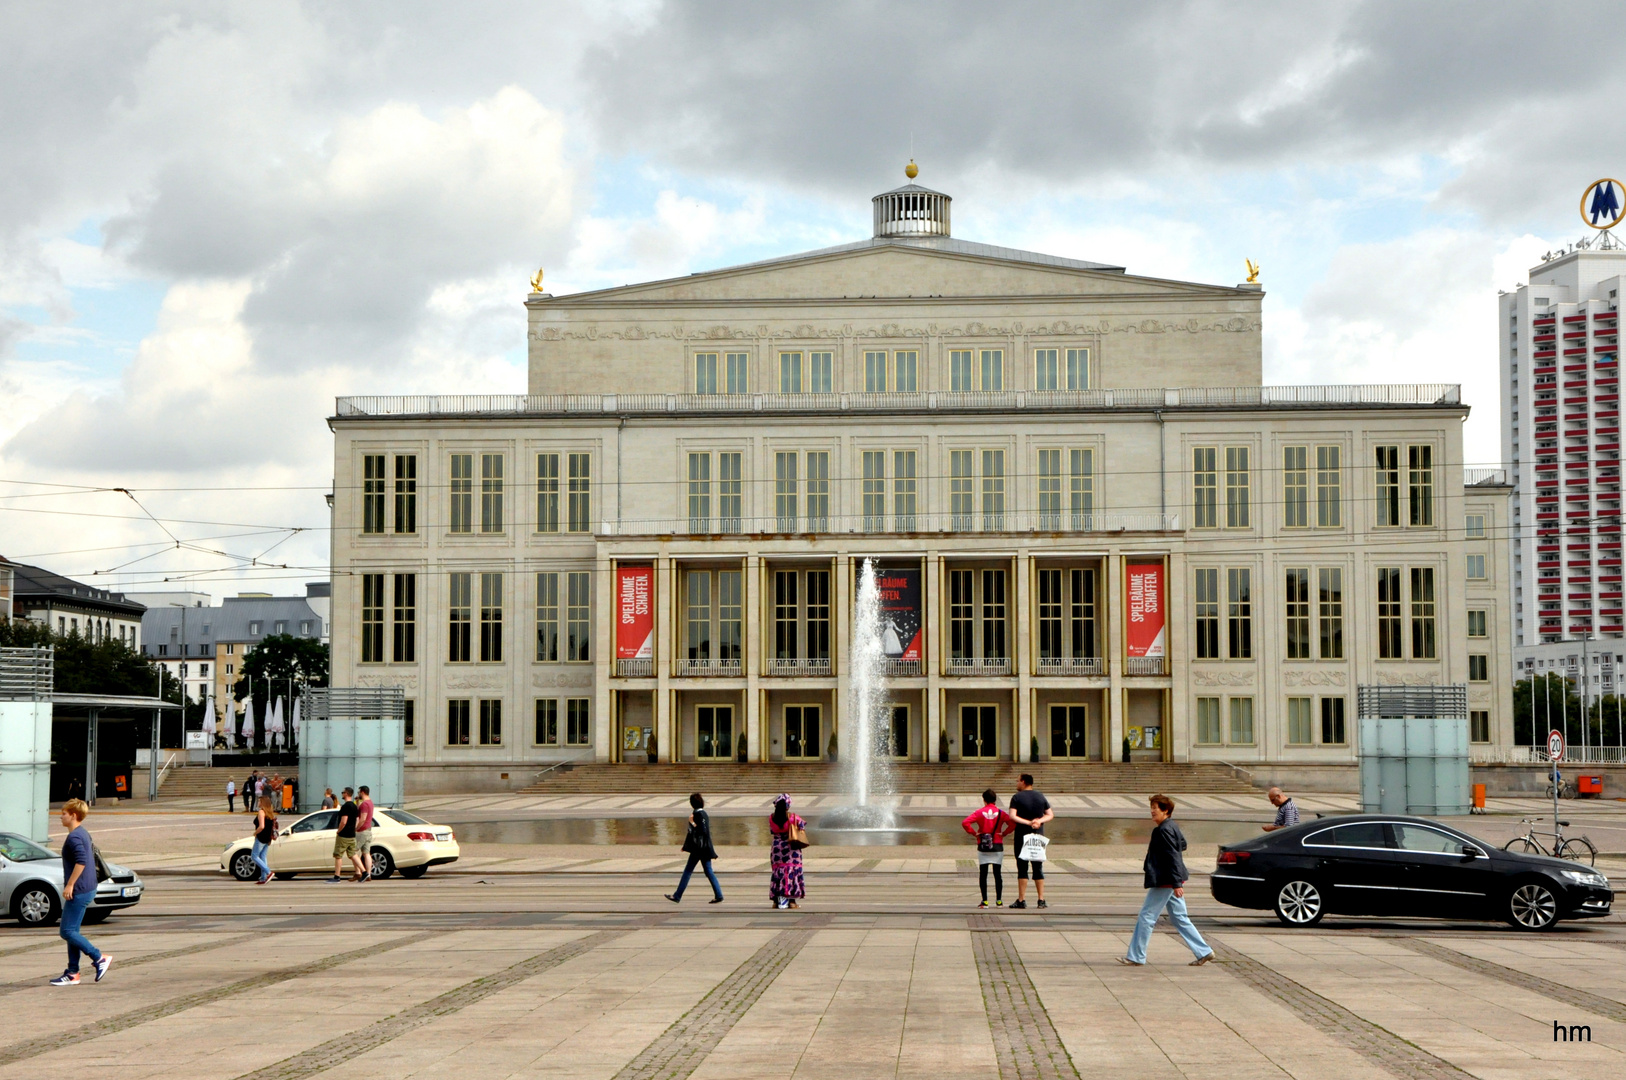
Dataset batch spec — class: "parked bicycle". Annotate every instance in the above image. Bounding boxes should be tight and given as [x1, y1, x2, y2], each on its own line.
[1502, 817, 1597, 865]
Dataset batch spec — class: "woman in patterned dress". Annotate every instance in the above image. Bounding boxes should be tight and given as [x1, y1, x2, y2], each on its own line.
[768, 794, 806, 909]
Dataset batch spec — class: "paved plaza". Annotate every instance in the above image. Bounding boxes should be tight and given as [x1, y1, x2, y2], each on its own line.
[2, 796, 1624, 1079]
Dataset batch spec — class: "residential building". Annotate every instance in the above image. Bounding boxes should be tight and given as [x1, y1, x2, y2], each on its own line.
[141, 588, 326, 706]
[6, 561, 145, 646]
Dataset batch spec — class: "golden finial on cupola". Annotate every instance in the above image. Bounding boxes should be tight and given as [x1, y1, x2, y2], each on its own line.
[905, 160, 918, 180]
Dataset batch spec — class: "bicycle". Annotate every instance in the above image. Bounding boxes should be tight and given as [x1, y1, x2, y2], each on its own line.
[1544, 778, 1575, 800]
[1502, 817, 1598, 865]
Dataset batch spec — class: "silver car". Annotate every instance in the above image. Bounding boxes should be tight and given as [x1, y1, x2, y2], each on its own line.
[0, 832, 144, 927]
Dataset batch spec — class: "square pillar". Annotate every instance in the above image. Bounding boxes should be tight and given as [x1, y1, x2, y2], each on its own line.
[1106, 552, 1125, 762]
[745, 553, 762, 763]
[926, 552, 944, 761]
[1015, 551, 1033, 762]
[655, 551, 673, 763]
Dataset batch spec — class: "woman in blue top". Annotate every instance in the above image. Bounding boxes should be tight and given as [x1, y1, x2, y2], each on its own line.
[51, 799, 111, 986]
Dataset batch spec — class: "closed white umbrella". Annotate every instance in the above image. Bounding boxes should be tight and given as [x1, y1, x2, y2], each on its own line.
[290, 696, 302, 746]
[268, 697, 285, 749]
[242, 694, 256, 747]
[202, 691, 216, 739]
[219, 697, 234, 748]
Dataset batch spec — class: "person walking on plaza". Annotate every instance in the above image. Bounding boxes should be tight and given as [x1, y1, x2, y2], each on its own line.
[1120, 794, 1213, 967]
[226, 777, 236, 813]
[962, 789, 1015, 908]
[327, 788, 364, 883]
[321, 787, 337, 810]
[1262, 787, 1299, 832]
[354, 786, 376, 881]
[666, 792, 724, 904]
[251, 800, 278, 885]
[255, 774, 266, 812]
[1009, 774, 1053, 909]
[50, 800, 111, 985]
[768, 795, 806, 910]
[243, 770, 257, 813]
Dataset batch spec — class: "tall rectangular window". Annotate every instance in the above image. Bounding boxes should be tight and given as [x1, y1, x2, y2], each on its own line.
[983, 569, 1007, 660]
[809, 351, 832, 393]
[1469, 654, 1488, 681]
[894, 450, 917, 530]
[1467, 609, 1487, 638]
[1464, 513, 1485, 538]
[1034, 348, 1058, 391]
[394, 455, 417, 534]
[774, 571, 798, 660]
[479, 572, 502, 662]
[894, 350, 917, 392]
[535, 572, 558, 662]
[981, 449, 1005, 531]
[1227, 568, 1252, 659]
[1283, 446, 1308, 528]
[392, 573, 416, 663]
[1470, 710, 1490, 743]
[687, 452, 711, 533]
[805, 451, 829, 530]
[865, 350, 887, 392]
[779, 351, 802, 393]
[363, 455, 386, 534]
[1466, 553, 1486, 580]
[1318, 568, 1343, 660]
[1375, 445, 1400, 527]
[1410, 567, 1436, 659]
[1038, 568, 1062, 660]
[725, 352, 748, 394]
[449, 454, 473, 534]
[775, 452, 798, 531]
[1284, 568, 1310, 659]
[568, 454, 591, 532]
[1287, 697, 1314, 745]
[535, 699, 558, 745]
[1193, 448, 1217, 528]
[404, 699, 414, 746]
[1321, 698, 1346, 744]
[950, 349, 973, 392]
[361, 574, 384, 662]
[1066, 348, 1090, 390]
[695, 352, 718, 394]
[1408, 444, 1434, 526]
[536, 453, 559, 533]
[1038, 449, 1061, 529]
[480, 453, 504, 532]
[448, 572, 472, 662]
[862, 451, 887, 531]
[1229, 698, 1255, 744]
[806, 570, 830, 661]
[1070, 567, 1097, 659]
[981, 349, 1003, 391]
[567, 699, 591, 745]
[1377, 567, 1402, 659]
[1316, 446, 1341, 527]
[719, 570, 742, 661]
[566, 571, 590, 662]
[949, 569, 974, 660]
[479, 699, 502, 745]
[1196, 698, 1222, 744]
[719, 452, 741, 533]
[1070, 448, 1093, 530]
[447, 699, 470, 746]
[950, 450, 974, 531]
[1195, 568, 1220, 659]
[1225, 446, 1250, 528]
[686, 571, 712, 660]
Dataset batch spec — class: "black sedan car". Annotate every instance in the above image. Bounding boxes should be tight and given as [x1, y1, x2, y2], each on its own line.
[1211, 815, 1613, 930]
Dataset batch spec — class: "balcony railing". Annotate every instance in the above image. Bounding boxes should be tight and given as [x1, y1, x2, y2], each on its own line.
[672, 658, 742, 677]
[616, 509, 1178, 536]
[614, 658, 653, 678]
[1036, 656, 1107, 677]
[765, 658, 832, 677]
[946, 657, 1012, 676]
[1124, 656, 1170, 676]
[883, 658, 923, 677]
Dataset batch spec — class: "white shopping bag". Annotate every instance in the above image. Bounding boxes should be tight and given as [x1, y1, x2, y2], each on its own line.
[1018, 832, 1049, 862]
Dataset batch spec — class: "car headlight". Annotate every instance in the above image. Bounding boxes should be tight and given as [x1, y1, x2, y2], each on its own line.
[1560, 869, 1608, 887]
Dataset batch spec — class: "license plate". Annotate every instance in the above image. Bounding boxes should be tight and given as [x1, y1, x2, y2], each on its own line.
[434, 832, 451, 842]
[121, 886, 141, 898]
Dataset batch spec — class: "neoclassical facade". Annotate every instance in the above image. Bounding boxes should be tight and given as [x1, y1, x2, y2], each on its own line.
[329, 176, 1512, 789]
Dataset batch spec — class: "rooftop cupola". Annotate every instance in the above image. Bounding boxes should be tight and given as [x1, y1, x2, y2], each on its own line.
[872, 160, 951, 238]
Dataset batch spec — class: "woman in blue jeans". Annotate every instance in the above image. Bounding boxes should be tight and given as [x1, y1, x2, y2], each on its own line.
[251, 802, 278, 884]
[665, 792, 723, 904]
[51, 800, 110, 986]
[1120, 794, 1213, 967]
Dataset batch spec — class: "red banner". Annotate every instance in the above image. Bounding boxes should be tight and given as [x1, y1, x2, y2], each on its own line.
[616, 566, 653, 659]
[1125, 563, 1165, 658]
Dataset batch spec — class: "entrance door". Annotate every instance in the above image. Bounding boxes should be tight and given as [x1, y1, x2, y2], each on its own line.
[960, 704, 998, 759]
[889, 706, 910, 759]
[697, 705, 734, 760]
[1050, 704, 1090, 758]
[784, 705, 822, 760]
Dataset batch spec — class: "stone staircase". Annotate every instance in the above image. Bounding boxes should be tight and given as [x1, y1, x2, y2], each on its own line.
[520, 761, 1255, 795]
[157, 766, 297, 798]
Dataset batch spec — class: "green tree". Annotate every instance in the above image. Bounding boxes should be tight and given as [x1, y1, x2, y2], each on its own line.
[232, 634, 329, 700]
[1, 619, 175, 698]
[1514, 673, 1582, 747]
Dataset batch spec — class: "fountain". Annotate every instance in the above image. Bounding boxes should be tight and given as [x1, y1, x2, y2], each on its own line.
[819, 559, 902, 831]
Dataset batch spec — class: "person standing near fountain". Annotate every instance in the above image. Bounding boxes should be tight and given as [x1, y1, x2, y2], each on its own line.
[961, 789, 1015, 907]
[1008, 774, 1053, 909]
[768, 794, 807, 910]
[665, 792, 724, 904]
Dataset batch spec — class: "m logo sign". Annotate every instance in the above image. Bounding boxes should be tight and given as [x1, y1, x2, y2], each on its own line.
[1582, 179, 1624, 230]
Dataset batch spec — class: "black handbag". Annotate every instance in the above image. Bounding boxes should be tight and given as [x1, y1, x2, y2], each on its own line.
[977, 831, 999, 853]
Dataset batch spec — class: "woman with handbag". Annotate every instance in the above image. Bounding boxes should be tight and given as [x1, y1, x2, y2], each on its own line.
[768, 794, 807, 909]
[666, 792, 724, 904]
[961, 789, 1015, 908]
[251, 802, 278, 885]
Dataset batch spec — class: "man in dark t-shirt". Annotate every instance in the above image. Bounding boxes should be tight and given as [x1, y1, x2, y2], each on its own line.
[1009, 774, 1054, 909]
[328, 788, 363, 882]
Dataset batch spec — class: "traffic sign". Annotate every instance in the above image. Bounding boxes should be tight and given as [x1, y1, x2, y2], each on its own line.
[1548, 729, 1566, 762]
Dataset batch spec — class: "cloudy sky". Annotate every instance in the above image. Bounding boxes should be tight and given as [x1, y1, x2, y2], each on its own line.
[1, 1, 1618, 599]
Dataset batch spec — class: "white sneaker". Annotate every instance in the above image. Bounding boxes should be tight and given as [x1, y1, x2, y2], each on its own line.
[94, 955, 113, 982]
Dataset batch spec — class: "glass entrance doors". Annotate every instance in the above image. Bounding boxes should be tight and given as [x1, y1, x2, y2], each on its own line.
[889, 705, 909, 759]
[697, 705, 733, 759]
[1049, 704, 1090, 758]
[784, 705, 822, 760]
[960, 704, 998, 759]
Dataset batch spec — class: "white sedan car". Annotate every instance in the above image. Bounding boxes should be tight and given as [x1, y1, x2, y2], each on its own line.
[0, 831, 144, 927]
[221, 807, 459, 881]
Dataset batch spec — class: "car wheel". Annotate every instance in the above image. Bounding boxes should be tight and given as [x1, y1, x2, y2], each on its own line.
[229, 849, 260, 882]
[399, 864, 427, 879]
[82, 909, 111, 925]
[14, 882, 60, 927]
[1273, 878, 1325, 927]
[274, 872, 297, 881]
[1502, 837, 1544, 855]
[369, 847, 394, 880]
[1507, 881, 1559, 930]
